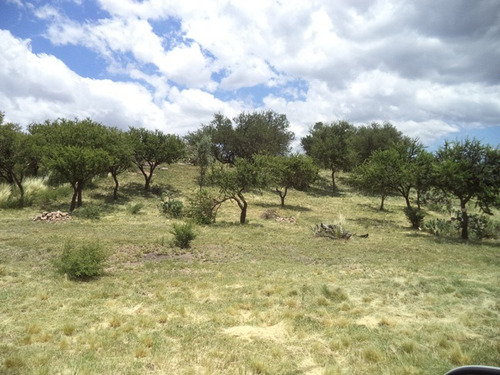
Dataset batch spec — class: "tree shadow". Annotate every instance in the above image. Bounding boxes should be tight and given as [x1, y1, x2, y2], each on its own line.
[357, 203, 393, 213]
[211, 221, 264, 228]
[405, 231, 500, 249]
[253, 201, 312, 212]
[351, 216, 398, 228]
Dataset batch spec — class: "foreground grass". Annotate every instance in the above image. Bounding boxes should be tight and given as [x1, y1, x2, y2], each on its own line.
[1, 165, 499, 374]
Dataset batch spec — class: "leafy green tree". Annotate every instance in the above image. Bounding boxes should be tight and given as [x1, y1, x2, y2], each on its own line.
[259, 154, 318, 207]
[433, 138, 500, 240]
[353, 122, 404, 164]
[0, 117, 37, 205]
[29, 118, 111, 212]
[201, 111, 294, 164]
[301, 121, 356, 192]
[209, 158, 265, 224]
[185, 131, 214, 188]
[105, 128, 133, 200]
[128, 127, 185, 191]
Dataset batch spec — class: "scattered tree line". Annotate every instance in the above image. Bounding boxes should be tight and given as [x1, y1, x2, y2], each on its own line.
[1, 110, 499, 240]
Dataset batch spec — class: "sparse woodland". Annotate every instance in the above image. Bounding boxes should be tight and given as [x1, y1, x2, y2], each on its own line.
[1, 110, 499, 374]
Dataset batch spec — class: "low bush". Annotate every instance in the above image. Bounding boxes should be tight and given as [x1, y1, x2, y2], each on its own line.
[159, 194, 184, 218]
[126, 202, 144, 215]
[55, 241, 108, 280]
[404, 207, 426, 229]
[424, 218, 457, 237]
[73, 205, 102, 219]
[170, 222, 196, 249]
[185, 189, 217, 225]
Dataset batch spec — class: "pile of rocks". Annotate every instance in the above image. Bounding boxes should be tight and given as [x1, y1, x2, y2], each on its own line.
[33, 211, 71, 223]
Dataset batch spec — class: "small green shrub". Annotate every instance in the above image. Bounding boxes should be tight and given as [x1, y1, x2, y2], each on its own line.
[424, 218, 457, 237]
[126, 202, 144, 215]
[55, 242, 108, 280]
[73, 205, 102, 220]
[404, 207, 426, 229]
[170, 222, 196, 249]
[159, 194, 184, 218]
[469, 214, 498, 240]
[186, 189, 217, 225]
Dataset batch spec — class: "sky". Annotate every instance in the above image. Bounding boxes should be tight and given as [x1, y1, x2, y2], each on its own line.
[0, 0, 499, 151]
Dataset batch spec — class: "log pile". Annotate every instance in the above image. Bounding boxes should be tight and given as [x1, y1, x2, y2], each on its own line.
[33, 211, 71, 223]
[261, 209, 296, 223]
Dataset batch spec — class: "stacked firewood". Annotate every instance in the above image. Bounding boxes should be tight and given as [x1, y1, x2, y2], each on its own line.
[33, 211, 71, 222]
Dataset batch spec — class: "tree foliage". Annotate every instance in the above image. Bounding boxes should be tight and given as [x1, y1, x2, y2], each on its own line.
[105, 128, 134, 200]
[200, 111, 294, 164]
[301, 121, 356, 192]
[0, 117, 37, 205]
[128, 127, 185, 191]
[353, 122, 405, 164]
[259, 154, 318, 207]
[433, 138, 500, 240]
[29, 118, 112, 212]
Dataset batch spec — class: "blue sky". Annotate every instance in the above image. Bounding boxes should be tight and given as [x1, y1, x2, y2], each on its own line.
[0, 0, 499, 150]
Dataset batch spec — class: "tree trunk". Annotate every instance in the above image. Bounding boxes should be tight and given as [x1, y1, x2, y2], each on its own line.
[379, 194, 386, 211]
[331, 168, 336, 193]
[404, 194, 411, 209]
[460, 201, 469, 240]
[236, 192, 248, 224]
[76, 181, 83, 208]
[112, 172, 119, 200]
[13, 174, 24, 207]
[69, 183, 78, 212]
[276, 187, 288, 207]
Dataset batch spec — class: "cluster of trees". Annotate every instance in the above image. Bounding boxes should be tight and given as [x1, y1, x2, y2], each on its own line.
[1, 110, 499, 240]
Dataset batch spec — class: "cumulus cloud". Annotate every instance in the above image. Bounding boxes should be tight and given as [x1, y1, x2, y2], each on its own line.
[0, 0, 499, 146]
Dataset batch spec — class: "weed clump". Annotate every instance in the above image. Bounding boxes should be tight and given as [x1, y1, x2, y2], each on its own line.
[404, 207, 426, 229]
[185, 189, 217, 224]
[55, 241, 108, 280]
[170, 222, 196, 249]
[159, 193, 184, 218]
[73, 205, 102, 220]
[126, 202, 144, 215]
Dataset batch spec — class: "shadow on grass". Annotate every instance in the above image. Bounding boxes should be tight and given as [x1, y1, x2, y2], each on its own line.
[212, 221, 264, 228]
[351, 216, 398, 227]
[405, 231, 500, 249]
[253, 201, 312, 212]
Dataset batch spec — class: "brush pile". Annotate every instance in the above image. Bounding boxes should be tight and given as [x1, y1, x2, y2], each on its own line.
[313, 223, 352, 239]
[261, 209, 296, 223]
[33, 211, 71, 223]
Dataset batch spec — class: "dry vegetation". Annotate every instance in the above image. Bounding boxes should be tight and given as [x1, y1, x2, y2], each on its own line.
[0, 165, 499, 374]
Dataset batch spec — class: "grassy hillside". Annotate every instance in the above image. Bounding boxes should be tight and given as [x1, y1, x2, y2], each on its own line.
[1, 164, 499, 374]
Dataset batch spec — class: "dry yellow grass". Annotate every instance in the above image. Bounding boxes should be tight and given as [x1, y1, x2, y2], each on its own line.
[0, 165, 499, 374]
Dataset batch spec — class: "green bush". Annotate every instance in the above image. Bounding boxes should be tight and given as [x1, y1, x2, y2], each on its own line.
[73, 205, 102, 219]
[424, 218, 457, 237]
[159, 194, 183, 218]
[170, 222, 196, 249]
[55, 242, 108, 280]
[404, 207, 426, 229]
[126, 202, 144, 215]
[186, 189, 217, 225]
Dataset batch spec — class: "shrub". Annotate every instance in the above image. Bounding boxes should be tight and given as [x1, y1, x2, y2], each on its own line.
[170, 222, 196, 249]
[469, 214, 498, 240]
[126, 202, 144, 215]
[185, 189, 217, 225]
[424, 218, 457, 237]
[159, 194, 183, 218]
[404, 207, 426, 229]
[73, 205, 102, 219]
[55, 241, 108, 280]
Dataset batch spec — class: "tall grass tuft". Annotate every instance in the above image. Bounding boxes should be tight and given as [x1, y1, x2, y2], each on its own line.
[55, 241, 108, 280]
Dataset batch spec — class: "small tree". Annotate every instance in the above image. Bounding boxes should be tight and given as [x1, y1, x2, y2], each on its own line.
[29, 118, 111, 212]
[105, 128, 133, 200]
[209, 158, 265, 224]
[259, 154, 318, 207]
[301, 121, 356, 192]
[433, 139, 500, 240]
[128, 127, 185, 191]
[0, 119, 36, 206]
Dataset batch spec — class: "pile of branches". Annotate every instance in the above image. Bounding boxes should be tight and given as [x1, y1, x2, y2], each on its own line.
[33, 211, 71, 223]
[261, 209, 296, 223]
[313, 223, 352, 240]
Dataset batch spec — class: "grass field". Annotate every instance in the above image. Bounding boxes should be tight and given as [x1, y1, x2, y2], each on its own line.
[1, 164, 499, 374]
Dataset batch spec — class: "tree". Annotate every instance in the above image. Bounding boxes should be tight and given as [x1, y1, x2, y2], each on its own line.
[29, 118, 111, 212]
[0, 117, 36, 205]
[105, 128, 133, 200]
[259, 154, 318, 207]
[201, 111, 294, 164]
[185, 131, 214, 189]
[352, 122, 404, 165]
[209, 158, 265, 224]
[301, 121, 356, 192]
[433, 139, 500, 240]
[128, 127, 185, 191]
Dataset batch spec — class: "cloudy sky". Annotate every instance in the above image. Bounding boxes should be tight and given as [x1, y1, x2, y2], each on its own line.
[1, 0, 499, 149]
